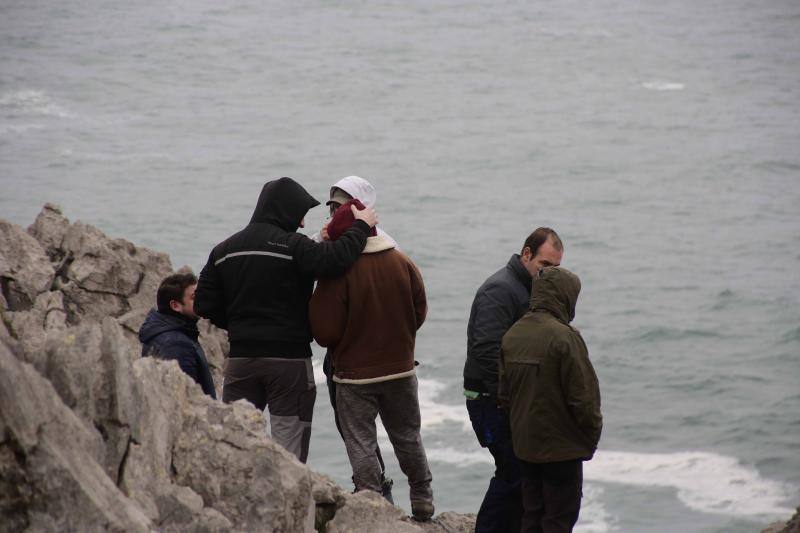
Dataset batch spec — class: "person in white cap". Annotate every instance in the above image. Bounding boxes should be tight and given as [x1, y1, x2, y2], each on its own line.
[312, 175, 397, 248]
[314, 176, 396, 502]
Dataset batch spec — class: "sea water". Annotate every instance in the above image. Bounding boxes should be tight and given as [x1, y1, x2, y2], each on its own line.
[2, 1, 799, 530]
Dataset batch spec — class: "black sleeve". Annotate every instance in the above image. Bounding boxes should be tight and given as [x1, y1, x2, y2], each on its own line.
[195, 250, 228, 329]
[292, 220, 369, 278]
[467, 285, 519, 396]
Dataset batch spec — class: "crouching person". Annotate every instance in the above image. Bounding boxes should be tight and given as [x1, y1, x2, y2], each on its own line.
[139, 272, 217, 398]
[500, 267, 602, 533]
[310, 199, 435, 521]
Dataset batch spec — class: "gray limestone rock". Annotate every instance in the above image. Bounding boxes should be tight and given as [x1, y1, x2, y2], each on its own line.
[26, 207, 173, 325]
[322, 491, 477, 533]
[419, 511, 477, 532]
[27, 203, 70, 261]
[763, 507, 800, 533]
[0, 219, 54, 311]
[0, 340, 152, 532]
[172, 396, 316, 532]
[325, 491, 423, 533]
[5, 290, 68, 371]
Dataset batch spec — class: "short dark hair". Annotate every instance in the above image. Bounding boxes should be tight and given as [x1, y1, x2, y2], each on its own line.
[522, 227, 563, 256]
[156, 273, 197, 313]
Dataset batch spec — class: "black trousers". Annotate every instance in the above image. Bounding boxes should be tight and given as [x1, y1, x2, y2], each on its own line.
[518, 459, 583, 533]
[222, 356, 316, 463]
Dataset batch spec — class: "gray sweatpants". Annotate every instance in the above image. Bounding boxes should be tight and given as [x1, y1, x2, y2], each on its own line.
[336, 375, 433, 504]
[222, 357, 316, 463]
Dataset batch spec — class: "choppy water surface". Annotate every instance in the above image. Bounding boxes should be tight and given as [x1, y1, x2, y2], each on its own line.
[2, 1, 799, 530]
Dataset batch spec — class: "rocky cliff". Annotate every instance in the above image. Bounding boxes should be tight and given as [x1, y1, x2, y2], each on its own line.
[764, 507, 800, 533]
[0, 204, 475, 533]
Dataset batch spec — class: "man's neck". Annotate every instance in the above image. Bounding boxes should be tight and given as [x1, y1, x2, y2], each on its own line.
[161, 308, 198, 324]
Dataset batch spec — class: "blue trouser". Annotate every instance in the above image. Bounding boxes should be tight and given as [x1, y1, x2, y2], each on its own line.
[467, 396, 523, 533]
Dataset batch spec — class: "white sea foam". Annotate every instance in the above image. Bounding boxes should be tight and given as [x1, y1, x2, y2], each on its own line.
[424, 445, 795, 518]
[0, 90, 76, 118]
[586, 450, 795, 517]
[417, 378, 473, 432]
[312, 358, 326, 385]
[642, 81, 685, 91]
[423, 448, 611, 533]
[578, 484, 613, 533]
[314, 376, 794, 518]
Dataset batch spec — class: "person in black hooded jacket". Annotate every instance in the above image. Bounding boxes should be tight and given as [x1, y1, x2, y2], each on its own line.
[195, 177, 377, 463]
[139, 272, 217, 399]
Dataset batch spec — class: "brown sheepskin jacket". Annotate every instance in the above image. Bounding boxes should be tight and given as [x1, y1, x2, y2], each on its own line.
[309, 234, 426, 384]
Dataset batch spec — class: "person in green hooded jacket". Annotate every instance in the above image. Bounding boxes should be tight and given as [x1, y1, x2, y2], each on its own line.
[499, 266, 602, 533]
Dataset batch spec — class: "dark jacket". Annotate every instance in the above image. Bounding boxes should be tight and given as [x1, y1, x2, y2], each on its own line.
[195, 177, 370, 359]
[463, 254, 532, 396]
[138, 309, 217, 399]
[309, 234, 427, 383]
[499, 267, 602, 463]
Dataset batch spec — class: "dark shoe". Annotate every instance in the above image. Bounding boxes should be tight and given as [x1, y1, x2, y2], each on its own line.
[380, 475, 394, 504]
[411, 501, 434, 522]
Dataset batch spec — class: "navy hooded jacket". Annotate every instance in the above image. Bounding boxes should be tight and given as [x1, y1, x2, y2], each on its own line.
[139, 309, 217, 399]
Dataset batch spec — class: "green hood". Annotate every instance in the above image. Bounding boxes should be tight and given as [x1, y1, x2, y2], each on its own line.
[530, 267, 581, 324]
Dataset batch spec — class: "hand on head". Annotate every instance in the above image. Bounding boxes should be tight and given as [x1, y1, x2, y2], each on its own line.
[352, 204, 378, 228]
[327, 200, 378, 241]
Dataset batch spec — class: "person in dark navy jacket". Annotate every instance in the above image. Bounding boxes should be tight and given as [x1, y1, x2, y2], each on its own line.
[139, 272, 217, 399]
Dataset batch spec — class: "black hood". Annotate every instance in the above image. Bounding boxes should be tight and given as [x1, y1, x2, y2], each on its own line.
[250, 177, 320, 231]
[138, 308, 198, 343]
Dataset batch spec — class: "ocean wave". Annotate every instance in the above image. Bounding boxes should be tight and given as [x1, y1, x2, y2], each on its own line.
[538, 26, 613, 39]
[57, 147, 177, 163]
[586, 450, 795, 517]
[780, 326, 800, 344]
[630, 326, 725, 342]
[0, 123, 46, 135]
[417, 378, 473, 432]
[657, 284, 701, 292]
[642, 81, 685, 91]
[574, 484, 613, 533]
[0, 90, 76, 118]
[312, 374, 795, 518]
[422, 447, 794, 518]
[568, 239, 615, 251]
[710, 288, 740, 311]
[312, 358, 327, 386]
[755, 159, 800, 175]
[424, 446, 611, 532]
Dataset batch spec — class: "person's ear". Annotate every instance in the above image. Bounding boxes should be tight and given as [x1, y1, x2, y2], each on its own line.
[169, 299, 181, 313]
